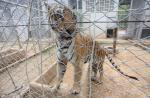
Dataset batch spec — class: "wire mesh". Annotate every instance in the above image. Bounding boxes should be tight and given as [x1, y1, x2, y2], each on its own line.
[0, 0, 150, 98]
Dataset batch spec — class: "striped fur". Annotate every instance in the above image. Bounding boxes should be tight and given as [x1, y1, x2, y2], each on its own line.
[106, 54, 138, 80]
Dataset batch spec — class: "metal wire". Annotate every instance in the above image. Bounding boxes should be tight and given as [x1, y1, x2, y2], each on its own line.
[0, 0, 150, 98]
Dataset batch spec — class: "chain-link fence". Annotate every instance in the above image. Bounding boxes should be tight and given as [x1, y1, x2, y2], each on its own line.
[0, 0, 150, 98]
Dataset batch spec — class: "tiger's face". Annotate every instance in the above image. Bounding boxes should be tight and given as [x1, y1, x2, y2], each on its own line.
[47, 4, 76, 35]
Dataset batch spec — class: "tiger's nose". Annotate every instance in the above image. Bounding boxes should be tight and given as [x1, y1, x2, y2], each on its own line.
[51, 23, 58, 29]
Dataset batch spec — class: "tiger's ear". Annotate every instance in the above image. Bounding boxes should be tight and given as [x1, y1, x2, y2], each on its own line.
[63, 7, 70, 13]
[44, 2, 51, 11]
[63, 7, 77, 21]
[73, 12, 77, 20]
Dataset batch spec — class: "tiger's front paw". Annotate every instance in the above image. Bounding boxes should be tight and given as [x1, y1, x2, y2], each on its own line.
[71, 84, 80, 95]
[50, 81, 62, 93]
[50, 84, 59, 93]
[91, 76, 103, 84]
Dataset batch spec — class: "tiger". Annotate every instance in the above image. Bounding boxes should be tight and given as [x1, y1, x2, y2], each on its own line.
[46, 3, 138, 95]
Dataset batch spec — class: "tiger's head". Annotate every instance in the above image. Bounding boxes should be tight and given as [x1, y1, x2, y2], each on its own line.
[46, 3, 77, 36]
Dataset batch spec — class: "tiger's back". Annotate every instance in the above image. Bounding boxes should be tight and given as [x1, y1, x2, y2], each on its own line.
[74, 32, 106, 63]
[74, 33, 92, 61]
[73, 33, 138, 82]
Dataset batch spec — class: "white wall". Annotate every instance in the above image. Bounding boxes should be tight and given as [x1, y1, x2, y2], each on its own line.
[127, 0, 145, 39]
[80, 0, 119, 37]
[11, 7, 28, 41]
[48, 0, 68, 5]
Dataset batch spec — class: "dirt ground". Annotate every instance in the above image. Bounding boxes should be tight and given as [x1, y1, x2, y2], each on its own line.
[95, 40, 150, 98]
[0, 39, 150, 98]
[0, 41, 56, 98]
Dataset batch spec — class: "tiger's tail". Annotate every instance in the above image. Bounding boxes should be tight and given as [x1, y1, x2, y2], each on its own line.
[106, 54, 138, 81]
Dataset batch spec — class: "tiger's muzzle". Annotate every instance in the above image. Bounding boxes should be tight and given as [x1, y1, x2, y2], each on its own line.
[50, 13, 64, 30]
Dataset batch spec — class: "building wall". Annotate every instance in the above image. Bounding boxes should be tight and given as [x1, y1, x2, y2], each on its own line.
[48, 0, 68, 6]
[144, 2, 150, 28]
[80, 0, 119, 37]
[11, 3, 28, 41]
[0, 1, 19, 41]
[0, 0, 49, 41]
[126, 0, 145, 39]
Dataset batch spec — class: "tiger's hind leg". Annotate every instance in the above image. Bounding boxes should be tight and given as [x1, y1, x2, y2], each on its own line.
[91, 62, 103, 84]
[98, 61, 104, 84]
[91, 63, 98, 82]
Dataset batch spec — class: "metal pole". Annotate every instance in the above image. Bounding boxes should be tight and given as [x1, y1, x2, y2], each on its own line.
[113, 28, 117, 56]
